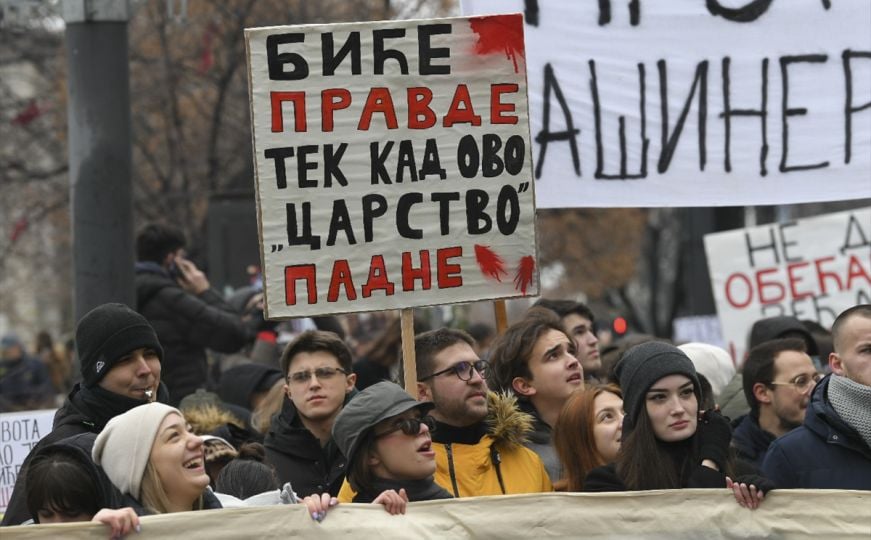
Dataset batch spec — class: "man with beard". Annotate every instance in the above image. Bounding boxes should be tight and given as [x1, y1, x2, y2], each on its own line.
[1, 303, 166, 526]
[732, 338, 819, 468]
[264, 331, 357, 497]
[763, 305, 871, 489]
[414, 328, 552, 497]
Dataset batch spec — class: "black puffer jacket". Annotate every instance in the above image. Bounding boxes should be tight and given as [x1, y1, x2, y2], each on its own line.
[135, 263, 253, 404]
[263, 396, 349, 498]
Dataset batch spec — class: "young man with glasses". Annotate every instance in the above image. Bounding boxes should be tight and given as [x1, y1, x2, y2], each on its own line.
[733, 338, 819, 468]
[763, 304, 871, 489]
[488, 311, 583, 483]
[414, 328, 552, 497]
[264, 330, 357, 498]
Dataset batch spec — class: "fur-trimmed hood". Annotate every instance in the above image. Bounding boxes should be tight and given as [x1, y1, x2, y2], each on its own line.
[485, 391, 534, 449]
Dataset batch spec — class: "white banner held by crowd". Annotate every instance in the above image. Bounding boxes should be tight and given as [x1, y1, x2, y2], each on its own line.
[704, 207, 870, 364]
[463, 1, 871, 208]
[245, 15, 538, 318]
[0, 409, 56, 515]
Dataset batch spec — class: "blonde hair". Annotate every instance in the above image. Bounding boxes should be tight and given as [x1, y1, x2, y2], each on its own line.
[139, 462, 203, 514]
[251, 379, 286, 434]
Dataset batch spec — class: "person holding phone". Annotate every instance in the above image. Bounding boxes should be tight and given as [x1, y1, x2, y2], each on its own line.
[134, 223, 254, 405]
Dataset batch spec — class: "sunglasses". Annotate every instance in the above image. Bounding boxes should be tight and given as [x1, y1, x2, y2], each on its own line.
[374, 415, 436, 438]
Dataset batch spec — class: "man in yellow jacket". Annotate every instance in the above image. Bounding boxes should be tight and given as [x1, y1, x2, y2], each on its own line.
[414, 328, 552, 497]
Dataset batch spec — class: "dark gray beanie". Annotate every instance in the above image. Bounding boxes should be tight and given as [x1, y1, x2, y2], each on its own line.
[76, 303, 163, 388]
[617, 341, 700, 431]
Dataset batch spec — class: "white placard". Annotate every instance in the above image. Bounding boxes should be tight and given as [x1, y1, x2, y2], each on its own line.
[246, 15, 538, 318]
[0, 409, 56, 514]
[704, 208, 870, 364]
[463, 1, 871, 208]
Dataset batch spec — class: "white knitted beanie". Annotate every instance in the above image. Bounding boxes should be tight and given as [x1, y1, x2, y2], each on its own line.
[678, 342, 736, 400]
[92, 402, 181, 499]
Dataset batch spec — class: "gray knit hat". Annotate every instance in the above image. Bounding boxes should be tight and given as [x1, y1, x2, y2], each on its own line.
[332, 382, 434, 467]
[92, 402, 181, 498]
[617, 341, 701, 431]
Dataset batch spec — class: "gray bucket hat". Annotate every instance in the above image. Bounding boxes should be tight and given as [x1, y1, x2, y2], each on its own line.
[332, 381, 434, 466]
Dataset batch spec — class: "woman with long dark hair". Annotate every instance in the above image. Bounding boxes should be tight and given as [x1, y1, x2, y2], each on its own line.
[583, 342, 768, 508]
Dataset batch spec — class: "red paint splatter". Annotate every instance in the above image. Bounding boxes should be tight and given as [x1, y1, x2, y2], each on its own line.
[475, 244, 508, 282]
[11, 100, 40, 126]
[469, 14, 525, 73]
[514, 255, 535, 295]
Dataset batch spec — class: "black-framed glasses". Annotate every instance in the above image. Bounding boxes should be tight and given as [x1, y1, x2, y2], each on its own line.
[375, 415, 436, 438]
[419, 360, 489, 382]
[287, 366, 347, 385]
[767, 373, 823, 393]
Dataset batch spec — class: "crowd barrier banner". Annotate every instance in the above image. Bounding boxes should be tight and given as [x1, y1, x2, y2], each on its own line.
[0, 409, 56, 515]
[704, 207, 870, 364]
[245, 15, 538, 319]
[4, 490, 870, 539]
[463, 1, 871, 208]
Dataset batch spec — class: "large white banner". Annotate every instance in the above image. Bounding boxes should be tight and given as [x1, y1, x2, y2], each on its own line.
[5, 491, 871, 539]
[245, 15, 538, 318]
[463, 1, 871, 208]
[704, 208, 870, 364]
[0, 409, 56, 515]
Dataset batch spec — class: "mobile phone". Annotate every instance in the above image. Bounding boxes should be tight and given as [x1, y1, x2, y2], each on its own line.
[168, 261, 183, 280]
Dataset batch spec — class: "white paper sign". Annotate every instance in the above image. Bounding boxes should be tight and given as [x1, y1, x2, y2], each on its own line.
[463, 1, 871, 208]
[704, 208, 870, 364]
[246, 15, 538, 318]
[0, 409, 56, 514]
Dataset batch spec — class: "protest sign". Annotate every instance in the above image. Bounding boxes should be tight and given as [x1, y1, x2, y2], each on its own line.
[704, 207, 870, 364]
[463, 1, 871, 208]
[5, 490, 870, 539]
[0, 409, 56, 515]
[245, 15, 538, 319]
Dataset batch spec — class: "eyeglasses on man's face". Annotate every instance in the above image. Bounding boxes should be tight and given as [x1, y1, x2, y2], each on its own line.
[374, 415, 436, 438]
[287, 366, 347, 385]
[767, 373, 823, 393]
[419, 359, 489, 382]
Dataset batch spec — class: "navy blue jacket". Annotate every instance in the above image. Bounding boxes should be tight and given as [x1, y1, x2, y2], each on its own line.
[761, 375, 871, 490]
[731, 414, 776, 470]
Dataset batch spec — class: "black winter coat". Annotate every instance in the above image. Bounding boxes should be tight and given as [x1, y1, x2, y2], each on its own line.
[263, 396, 348, 498]
[731, 414, 776, 470]
[135, 264, 253, 404]
[761, 375, 871, 489]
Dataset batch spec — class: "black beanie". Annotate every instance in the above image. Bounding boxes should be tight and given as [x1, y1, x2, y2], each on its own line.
[76, 303, 163, 388]
[617, 341, 700, 432]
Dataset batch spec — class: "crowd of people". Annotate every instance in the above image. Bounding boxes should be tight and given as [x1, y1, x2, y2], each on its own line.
[1, 223, 869, 536]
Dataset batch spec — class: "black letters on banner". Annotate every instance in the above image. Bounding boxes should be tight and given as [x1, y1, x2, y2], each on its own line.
[535, 63, 581, 179]
[779, 54, 830, 173]
[267, 33, 309, 80]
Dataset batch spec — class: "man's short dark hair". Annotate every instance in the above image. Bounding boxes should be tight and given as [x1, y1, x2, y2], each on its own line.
[533, 298, 595, 324]
[136, 223, 186, 263]
[742, 338, 807, 416]
[489, 310, 567, 392]
[831, 304, 871, 353]
[414, 328, 475, 381]
[280, 330, 353, 376]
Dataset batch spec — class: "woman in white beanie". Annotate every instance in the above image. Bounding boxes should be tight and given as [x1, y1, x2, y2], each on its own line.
[92, 402, 219, 514]
[93, 403, 339, 521]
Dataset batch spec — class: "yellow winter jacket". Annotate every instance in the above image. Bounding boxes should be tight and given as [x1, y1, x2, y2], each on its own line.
[337, 392, 552, 501]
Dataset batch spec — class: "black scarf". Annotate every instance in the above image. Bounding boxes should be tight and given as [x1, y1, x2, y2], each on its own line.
[66, 382, 169, 431]
[431, 420, 487, 445]
[353, 476, 453, 503]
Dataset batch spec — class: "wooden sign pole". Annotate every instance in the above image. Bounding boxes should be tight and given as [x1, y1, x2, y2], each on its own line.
[494, 300, 509, 335]
[400, 308, 418, 396]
